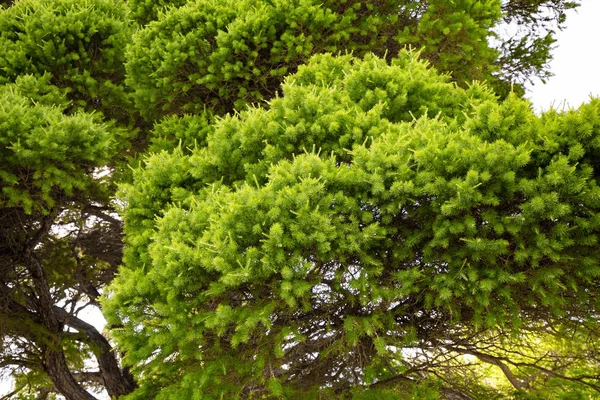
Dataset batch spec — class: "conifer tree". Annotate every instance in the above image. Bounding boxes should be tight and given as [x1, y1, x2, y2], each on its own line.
[0, 0, 134, 123]
[106, 52, 600, 399]
[0, 76, 136, 400]
[125, 0, 579, 126]
[0, 1, 136, 398]
[0, 0, 587, 398]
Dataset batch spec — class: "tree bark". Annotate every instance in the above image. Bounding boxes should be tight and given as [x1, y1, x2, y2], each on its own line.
[54, 307, 137, 397]
[1, 280, 136, 398]
[43, 349, 97, 400]
[25, 248, 98, 400]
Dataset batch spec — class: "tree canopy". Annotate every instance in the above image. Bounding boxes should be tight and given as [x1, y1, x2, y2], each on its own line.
[0, 0, 133, 123]
[106, 52, 600, 399]
[0, 0, 593, 399]
[125, 0, 503, 123]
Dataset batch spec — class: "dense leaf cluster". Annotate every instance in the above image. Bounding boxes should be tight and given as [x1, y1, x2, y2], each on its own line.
[0, 78, 121, 213]
[0, 0, 133, 122]
[125, 0, 501, 121]
[106, 52, 600, 398]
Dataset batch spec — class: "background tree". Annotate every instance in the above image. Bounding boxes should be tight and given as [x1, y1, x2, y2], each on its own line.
[497, 0, 579, 88]
[125, 0, 580, 127]
[0, 0, 134, 123]
[125, 0, 502, 123]
[105, 52, 600, 399]
[0, 0, 137, 398]
[0, 76, 136, 399]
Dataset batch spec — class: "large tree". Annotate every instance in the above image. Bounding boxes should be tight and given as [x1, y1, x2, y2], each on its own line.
[0, 76, 136, 399]
[125, 0, 579, 125]
[105, 52, 600, 399]
[0, 0, 587, 398]
[0, 0, 137, 398]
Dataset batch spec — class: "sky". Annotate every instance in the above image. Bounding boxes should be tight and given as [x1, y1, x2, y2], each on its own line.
[526, 0, 600, 111]
[1, 0, 599, 397]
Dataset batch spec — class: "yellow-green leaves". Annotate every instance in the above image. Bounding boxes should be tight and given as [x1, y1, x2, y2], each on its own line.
[0, 83, 121, 213]
[108, 52, 600, 398]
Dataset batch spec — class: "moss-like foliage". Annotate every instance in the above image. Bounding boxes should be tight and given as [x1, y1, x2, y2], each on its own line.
[127, 0, 188, 25]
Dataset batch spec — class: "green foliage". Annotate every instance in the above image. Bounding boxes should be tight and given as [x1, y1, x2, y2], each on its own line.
[0, 0, 133, 122]
[396, 0, 501, 85]
[125, 0, 502, 121]
[0, 80, 126, 214]
[124, 0, 580, 123]
[498, 0, 580, 88]
[0, 5, 135, 392]
[0, 0, 589, 398]
[127, 0, 187, 25]
[147, 112, 215, 154]
[106, 52, 600, 398]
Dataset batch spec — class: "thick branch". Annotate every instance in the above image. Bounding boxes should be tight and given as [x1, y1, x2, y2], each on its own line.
[1, 281, 135, 398]
[53, 307, 136, 397]
[82, 205, 122, 226]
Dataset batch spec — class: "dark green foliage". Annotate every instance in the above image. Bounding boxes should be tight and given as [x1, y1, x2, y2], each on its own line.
[106, 52, 600, 398]
[125, 0, 581, 123]
[396, 0, 501, 85]
[0, 0, 133, 122]
[125, 0, 502, 121]
[127, 0, 187, 25]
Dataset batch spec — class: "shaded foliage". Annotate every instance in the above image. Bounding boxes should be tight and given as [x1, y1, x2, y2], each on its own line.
[0, 0, 133, 123]
[125, 0, 581, 124]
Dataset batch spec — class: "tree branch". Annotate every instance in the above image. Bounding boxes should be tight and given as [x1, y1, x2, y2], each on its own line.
[441, 344, 529, 391]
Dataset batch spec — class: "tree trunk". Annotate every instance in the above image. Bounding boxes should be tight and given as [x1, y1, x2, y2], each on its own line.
[55, 307, 137, 397]
[26, 250, 98, 400]
[43, 349, 97, 400]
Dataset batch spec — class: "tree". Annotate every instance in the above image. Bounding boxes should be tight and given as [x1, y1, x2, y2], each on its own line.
[0, 0, 134, 123]
[105, 52, 600, 399]
[126, 0, 504, 123]
[0, 0, 587, 398]
[0, 75, 136, 399]
[125, 0, 580, 125]
[497, 0, 579, 88]
[0, 0, 137, 398]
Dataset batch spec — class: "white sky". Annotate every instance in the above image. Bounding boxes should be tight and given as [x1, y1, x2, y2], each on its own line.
[526, 0, 600, 111]
[1, 1, 599, 398]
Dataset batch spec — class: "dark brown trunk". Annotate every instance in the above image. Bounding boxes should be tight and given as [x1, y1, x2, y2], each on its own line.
[26, 249, 97, 400]
[6, 213, 136, 399]
[54, 307, 137, 397]
[43, 348, 97, 400]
